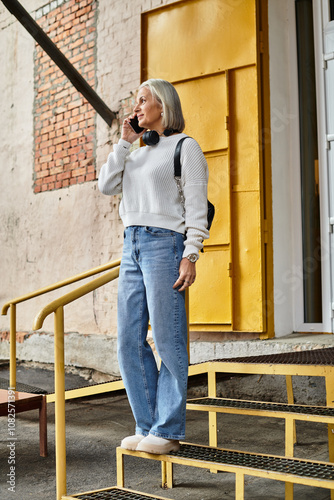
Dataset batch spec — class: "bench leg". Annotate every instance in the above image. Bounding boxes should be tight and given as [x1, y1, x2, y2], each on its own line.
[39, 395, 47, 457]
[235, 472, 245, 499]
[116, 448, 125, 487]
[161, 461, 173, 489]
[285, 481, 293, 499]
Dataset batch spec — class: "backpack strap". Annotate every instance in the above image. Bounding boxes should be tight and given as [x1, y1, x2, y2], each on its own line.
[174, 136, 190, 178]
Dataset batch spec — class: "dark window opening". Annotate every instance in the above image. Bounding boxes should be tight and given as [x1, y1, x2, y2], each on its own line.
[295, 0, 322, 322]
[330, 0, 334, 21]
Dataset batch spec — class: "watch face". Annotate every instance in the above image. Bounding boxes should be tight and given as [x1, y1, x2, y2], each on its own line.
[187, 254, 198, 263]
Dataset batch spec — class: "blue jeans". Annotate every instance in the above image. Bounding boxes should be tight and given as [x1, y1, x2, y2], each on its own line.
[117, 226, 188, 440]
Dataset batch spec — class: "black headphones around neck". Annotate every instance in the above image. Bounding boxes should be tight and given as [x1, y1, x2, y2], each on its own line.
[142, 128, 178, 146]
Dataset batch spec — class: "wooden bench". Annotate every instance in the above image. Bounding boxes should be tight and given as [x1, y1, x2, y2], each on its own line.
[116, 442, 334, 499]
[0, 388, 47, 457]
[186, 396, 334, 457]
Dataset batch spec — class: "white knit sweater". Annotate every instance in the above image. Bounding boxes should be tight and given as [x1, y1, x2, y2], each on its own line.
[98, 133, 209, 258]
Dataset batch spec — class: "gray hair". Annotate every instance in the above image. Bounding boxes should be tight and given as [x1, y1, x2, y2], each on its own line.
[139, 79, 185, 132]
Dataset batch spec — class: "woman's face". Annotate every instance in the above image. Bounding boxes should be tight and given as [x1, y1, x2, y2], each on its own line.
[134, 87, 163, 131]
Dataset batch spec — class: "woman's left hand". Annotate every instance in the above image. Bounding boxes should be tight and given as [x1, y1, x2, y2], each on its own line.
[173, 258, 196, 292]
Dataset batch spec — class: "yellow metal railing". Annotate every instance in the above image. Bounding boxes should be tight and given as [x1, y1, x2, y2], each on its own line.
[32, 265, 121, 500]
[1, 259, 121, 389]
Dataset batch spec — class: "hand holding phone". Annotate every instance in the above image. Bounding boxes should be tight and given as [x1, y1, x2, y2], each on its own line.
[129, 115, 145, 134]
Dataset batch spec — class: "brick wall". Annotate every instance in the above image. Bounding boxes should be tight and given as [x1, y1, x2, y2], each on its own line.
[33, 0, 97, 193]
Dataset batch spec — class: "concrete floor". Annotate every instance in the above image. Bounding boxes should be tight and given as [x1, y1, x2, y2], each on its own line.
[0, 364, 332, 500]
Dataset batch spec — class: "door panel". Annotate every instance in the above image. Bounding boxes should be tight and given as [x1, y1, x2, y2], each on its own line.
[206, 153, 230, 246]
[142, 0, 257, 82]
[190, 250, 232, 326]
[229, 66, 260, 190]
[232, 190, 263, 331]
[175, 75, 228, 152]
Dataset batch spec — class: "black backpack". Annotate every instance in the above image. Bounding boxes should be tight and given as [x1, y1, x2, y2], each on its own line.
[174, 136, 215, 231]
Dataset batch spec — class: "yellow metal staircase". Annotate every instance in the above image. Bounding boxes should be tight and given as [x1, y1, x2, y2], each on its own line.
[116, 443, 334, 498]
[3, 260, 334, 499]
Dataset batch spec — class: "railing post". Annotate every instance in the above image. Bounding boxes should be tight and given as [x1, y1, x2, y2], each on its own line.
[54, 306, 67, 500]
[9, 304, 16, 390]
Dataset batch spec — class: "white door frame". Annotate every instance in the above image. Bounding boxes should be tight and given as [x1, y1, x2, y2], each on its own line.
[289, 0, 332, 333]
[309, 0, 333, 333]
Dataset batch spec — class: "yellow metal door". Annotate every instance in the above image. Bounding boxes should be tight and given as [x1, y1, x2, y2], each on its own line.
[141, 0, 272, 335]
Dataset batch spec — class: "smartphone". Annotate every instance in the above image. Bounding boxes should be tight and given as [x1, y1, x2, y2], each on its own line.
[129, 115, 145, 134]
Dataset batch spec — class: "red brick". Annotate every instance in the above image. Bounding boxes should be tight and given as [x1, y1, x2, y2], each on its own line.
[40, 154, 53, 164]
[57, 172, 71, 181]
[53, 151, 65, 160]
[69, 130, 83, 140]
[85, 172, 95, 182]
[50, 166, 65, 176]
[44, 175, 56, 184]
[36, 170, 49, 179]
[69, 145, 81, 155]
[54, 136, 68, 146]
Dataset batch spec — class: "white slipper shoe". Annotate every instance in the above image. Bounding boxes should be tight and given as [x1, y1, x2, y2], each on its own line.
[120, 434, 145, 451]
[136, 434, 180, 454]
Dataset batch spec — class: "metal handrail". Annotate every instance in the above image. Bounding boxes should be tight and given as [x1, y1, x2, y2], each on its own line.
[33, 266, 120, 330]
[1, 259, 121, 314]
[32, 265, 121, 500]
[1, 258, 121, 388]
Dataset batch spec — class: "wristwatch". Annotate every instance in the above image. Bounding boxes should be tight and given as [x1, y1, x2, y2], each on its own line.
[186, 253, 198, 263]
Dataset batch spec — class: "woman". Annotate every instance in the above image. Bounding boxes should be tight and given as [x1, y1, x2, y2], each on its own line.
[98, 79, 209, 454]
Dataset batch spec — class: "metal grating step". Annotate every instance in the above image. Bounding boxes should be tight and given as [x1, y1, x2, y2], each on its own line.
[209, 347, 334, 365]
[187, 397, 334, 417]
[0, 376, 123, 396]
[168, 444, 334, 480]
[0, 377, 47, 394]
[62, 486, 172, 500]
